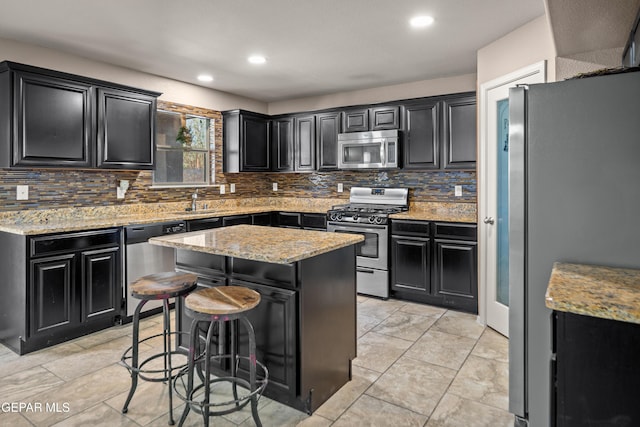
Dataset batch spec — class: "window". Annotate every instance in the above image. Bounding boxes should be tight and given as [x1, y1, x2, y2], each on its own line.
[153, 110, 213, 186]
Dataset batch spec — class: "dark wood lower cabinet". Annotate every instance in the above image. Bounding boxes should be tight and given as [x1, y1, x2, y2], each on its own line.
[0, 228, 122, 354]
[552, 311, 640, 426]
[434, 239, 477, 313]
[30, 254, 75, 336]
[391, 236, 430, 294]
[390, 220, 477, 314]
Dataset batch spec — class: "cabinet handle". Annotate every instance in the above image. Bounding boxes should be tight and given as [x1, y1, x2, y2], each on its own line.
[483, 217, 495, 225]
[357, 268, 375, 274]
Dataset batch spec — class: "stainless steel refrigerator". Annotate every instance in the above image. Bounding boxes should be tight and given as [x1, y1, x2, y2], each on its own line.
[508, 70, 640, 426]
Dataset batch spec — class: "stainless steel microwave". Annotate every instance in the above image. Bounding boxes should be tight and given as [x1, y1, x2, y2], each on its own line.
[337, 129, 399, 169]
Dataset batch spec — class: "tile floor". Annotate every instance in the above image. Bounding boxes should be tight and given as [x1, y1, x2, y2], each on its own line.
[0, 296, 513, 426]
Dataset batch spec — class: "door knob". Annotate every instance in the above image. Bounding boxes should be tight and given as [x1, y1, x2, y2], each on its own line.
[483, 217, 495, 225]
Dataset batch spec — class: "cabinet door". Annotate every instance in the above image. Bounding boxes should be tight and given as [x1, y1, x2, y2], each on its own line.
[271, 116, 294, 172]
[252, 212, 273, 226]
[241, 113, 270, 171]
[402, 101, 440, 169]
[97, 88, 156, 169]
[391, 236, 431, 294]
[442, 95, 476, 170]
[342, 108, 369, 133]
[434, 239, 477, 313]
[276, 212, 301, 228]
[370, 105, 400, 131]
[316, 111, 341, 170]
[231, 279, 298, 398]
[30, 254, 75, 336]
[222, 214, 252, 226]
[80, 247, 120, 322]
[295, 115, 316, 171]
[13, 71, 92, 168]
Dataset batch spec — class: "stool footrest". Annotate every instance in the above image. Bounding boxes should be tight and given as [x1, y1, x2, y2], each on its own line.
[120, 331, 190, 381]
[173, 354, 269, 415]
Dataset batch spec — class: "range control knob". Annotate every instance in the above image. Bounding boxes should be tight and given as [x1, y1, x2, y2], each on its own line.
[368, 216, 376, 223]
[336, 213, 343, 221]
[329, 213, 336, 221]
[352, 214, 359, 221]
[374, 216, 384, 225]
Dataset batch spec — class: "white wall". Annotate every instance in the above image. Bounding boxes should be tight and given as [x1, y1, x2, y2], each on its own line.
[268, 73, 477, 115]
[477, 15, 557, 86]
[0, 37, 268, 113]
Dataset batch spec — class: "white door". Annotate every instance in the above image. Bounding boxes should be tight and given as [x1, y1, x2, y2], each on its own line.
[479, 62, 545, 337]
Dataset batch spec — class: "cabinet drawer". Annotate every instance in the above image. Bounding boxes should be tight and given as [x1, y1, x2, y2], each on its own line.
[230, 258, 296, 288]
[30, 229, 120, 257]
[176, 251, 225, 275]
[434, 222, 477, 241]
[301, 213, 326, 230]
[277, 212, 301, 228]
[188, 217, 222, 231]
[391, 220, 430, 237]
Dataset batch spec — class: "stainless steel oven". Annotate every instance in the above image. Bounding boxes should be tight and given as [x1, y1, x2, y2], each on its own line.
[326, 187, 408, 299]
[327, 222, 389, 298]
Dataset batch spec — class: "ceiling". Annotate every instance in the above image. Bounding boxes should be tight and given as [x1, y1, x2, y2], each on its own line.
[547, 0, 640, 57]
[0, 0, 545, 102]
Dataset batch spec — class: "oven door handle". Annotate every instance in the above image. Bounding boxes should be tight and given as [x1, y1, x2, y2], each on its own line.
[328, 224, 387, 233]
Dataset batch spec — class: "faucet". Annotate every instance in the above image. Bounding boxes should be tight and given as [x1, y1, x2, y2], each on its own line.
[191, 189, 198, 211]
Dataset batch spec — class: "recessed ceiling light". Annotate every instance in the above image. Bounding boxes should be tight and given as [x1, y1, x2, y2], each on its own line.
[410, 15, 434, 28]
[248, 55, 267, 65]
[197, 74, 214, 82]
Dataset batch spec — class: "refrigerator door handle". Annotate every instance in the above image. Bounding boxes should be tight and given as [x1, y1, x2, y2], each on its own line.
[508, 85, 528, 419]
[483, 217, 495, 225]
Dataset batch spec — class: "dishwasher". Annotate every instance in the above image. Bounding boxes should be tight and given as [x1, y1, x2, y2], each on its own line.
[124, 221, 187, 320]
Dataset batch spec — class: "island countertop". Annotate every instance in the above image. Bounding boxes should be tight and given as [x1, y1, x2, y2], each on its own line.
[545, 262, 640, 324]
[149, 224, 364, 265]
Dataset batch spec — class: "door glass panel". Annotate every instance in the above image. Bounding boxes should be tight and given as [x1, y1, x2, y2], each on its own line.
[336, 230, 379, 258]
[496, 98, 510, 306]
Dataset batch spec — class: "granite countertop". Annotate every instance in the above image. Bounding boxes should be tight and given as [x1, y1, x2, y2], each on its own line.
[545, 262, 640, 324]
[149, 224, 364, 264]
[390, 202, 477, 223]
[0, 198, 476, 235]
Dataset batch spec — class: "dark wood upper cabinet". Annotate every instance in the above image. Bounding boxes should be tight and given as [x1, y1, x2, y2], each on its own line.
[96, 88, 156, 169]
[370, 105, 400, 130]
[10, 71, 93, 168]
[294, 114, 316, 171]
[442, 95, 477, 170]
[223, 109, 271, 172]
[342, 108, 369, 133]
[402, 100, 440, 169]
[342, 106, 399, 132]
[271, 116, 294, 172]
[315, 111, 341, 170]
[0, 61, 160, 170]
[402, 93, 476, 171]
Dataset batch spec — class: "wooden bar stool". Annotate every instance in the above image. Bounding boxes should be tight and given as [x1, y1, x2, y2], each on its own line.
[174, 286, 268, 427]
[120, 271, 197, 425]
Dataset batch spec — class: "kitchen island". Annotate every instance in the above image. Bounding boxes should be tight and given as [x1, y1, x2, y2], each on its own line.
[545, 262, 640, 426]
[149, 224, 363, 414]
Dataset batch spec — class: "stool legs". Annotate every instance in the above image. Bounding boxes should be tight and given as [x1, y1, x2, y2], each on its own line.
[122, 299, 147, 415]
[177, 318, 200, 426]
[177, 316, 263, 427]
[162, 299, 175, 425]
[122, 298, 178, 425]
[240, 316, 262, 427]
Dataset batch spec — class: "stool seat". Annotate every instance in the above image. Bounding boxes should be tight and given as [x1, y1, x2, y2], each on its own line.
[131, 271, 198, 298]
[185, 286, 260, 315]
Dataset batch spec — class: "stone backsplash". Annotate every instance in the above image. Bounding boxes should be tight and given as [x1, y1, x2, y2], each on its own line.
[0, 101, 476, 213]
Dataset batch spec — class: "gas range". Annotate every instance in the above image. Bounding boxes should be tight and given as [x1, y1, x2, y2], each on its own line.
[327, 204, 407, 224]
[327, 187, 409, 225]
[326, 187, 409, 300]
